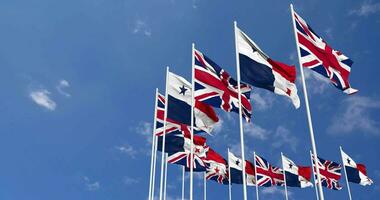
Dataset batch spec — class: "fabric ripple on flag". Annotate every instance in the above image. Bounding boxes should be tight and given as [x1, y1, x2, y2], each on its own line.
[293, 10, 358, 94]
[341, 149, 373, 186]
[228, 151, 256, 186]
[203, 148, 229, 184]
[255, 154, 284, 187]
[236, 27, 300, 108]
[166, 132, 209, 172]
[282, 154, 313, 188]
[194, 48, 252, 122]
[167, 71, 219, 134]
[311, 154, 343, 190]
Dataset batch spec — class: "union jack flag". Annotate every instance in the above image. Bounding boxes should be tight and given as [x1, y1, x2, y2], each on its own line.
[293, 10, 358, 94]
[255, 154, 284, 187]
[167, 133, 209, 171]
[194, 49, 252, 122]
[203, 148, 229, 184]
[311, 154, 343, 190]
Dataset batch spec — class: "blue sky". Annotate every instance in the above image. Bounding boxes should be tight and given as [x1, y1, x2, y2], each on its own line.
[1, 0, 380, 199]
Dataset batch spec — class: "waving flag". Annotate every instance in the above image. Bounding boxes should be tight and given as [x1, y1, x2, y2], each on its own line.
[157, 131, 185, 153]
[293, 10, 358, 94]
[167, 71, 219, 134]
[203, 148, 229, 184]
[155, 93, 182, 136]
[282, 154, 313, 188]
[312, 154, 343, 190]
[236, 27, 300, 108]
[340, 149, 373, 186]
[228, 151, 256, 186]
[166, 132, 209, 172]
[255, 154, 284, 187]
[194, 49, 252, 121]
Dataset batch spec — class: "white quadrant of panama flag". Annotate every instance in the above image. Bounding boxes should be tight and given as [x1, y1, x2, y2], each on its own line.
[341, 149, 373, 186]
[228, 151, 255, 186]
[282, 154, 313, 188]
[167, 71, 219, 134]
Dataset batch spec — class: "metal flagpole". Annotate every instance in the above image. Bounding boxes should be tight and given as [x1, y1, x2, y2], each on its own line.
[228, 148, 232, 200]
[290, 4, 324, 200]
[190, 43, 195, 200]
[204, 172, 207, 200]
[253, 151, 259, 200]
[164, 153, 168, 200]
[182, 166, 185, 200]
[233, 21, 248, 200]
[340, 146, 353, 200]
[159, 67, 170, 200]
[281, 153, 289, 200]
[148, 88, 159, 200]
[152, 133, 158, 200]
[310, 151, 320, 200]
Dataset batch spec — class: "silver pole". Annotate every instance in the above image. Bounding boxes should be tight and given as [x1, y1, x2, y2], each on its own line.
[190, 43, 195, 200]
[228, 148, 232, 200]
[340, 146, 353, 200]
[281, 153, 289, 200]
[253, 152, 259, 200]
[148, 89, 159, 200]
[182, 166, 185, 200]
[163, 153, 168, 200]
[289, 4, 324, 200]
[310, 151, 320, 200]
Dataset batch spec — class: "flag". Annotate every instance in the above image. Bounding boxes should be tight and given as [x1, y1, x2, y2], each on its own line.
[156, 131, 185, 153]
[203, 148, 229, 184]
[236, 27, 300, 108]
[166, 132, 209, 172]
[282, 154, 313, 188]
[167, 71, 219, 134]
[228, 151, 256, 186]
[255, 154, 284, 187]
[293, 10, 358, 94]
[341, 149, 373, 186]
[312, 155, 343, 190]
[194, 48, 253, 121]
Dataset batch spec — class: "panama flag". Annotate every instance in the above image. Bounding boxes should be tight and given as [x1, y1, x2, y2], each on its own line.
[282, 154, 313, 188]
[293, 9, 358, 94]
[236, 27, 300, 108]
[228, 151, 256, 186]
[194, 48, 252, 122]
[341, 149, 373, 186]
[167, 71, 219, 134]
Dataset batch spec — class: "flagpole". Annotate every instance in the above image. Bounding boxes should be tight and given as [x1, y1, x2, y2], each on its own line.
[227, 149, 232, 200]
[290, 4, 324, 200]
[253, 151, 259, 200]
[340, 146, 353, 200]
[149, 88, 159, 200]
[182, 166, 185, 200]
[164, 153, 168, 200]
[159, 67, 170, 200]
[152, 132, 159, 200]
[281, 153, 289, 200]
[310, 150, 320, 200]
[204, 172, 207, 200]
[190, 42, 195, 200]
[234, 20, 248, 200]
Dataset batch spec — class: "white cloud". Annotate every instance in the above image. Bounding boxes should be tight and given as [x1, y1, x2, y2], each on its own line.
[300, 69, 330, 94]
[132, 19, 152, 37]
[244, 122, 270, 140]
[212, 118, 224, 135]
[250, 92, 275, 111]
[271, 126, 298, 152]
[261, 187, 291, 198]
[29, 89, 57, 111]
[83, 176, 100, 191]
[123, 176, 139, 185]
[136, 121, 153, 144]
[350, 1, 380, 16]
[328, 96, 380, 135]
[56, 79, 71, 97]
[115, 144, 137, 158]
[324, 28, 333, 39]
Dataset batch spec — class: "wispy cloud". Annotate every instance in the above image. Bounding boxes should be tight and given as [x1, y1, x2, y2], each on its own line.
[136, 121, 153, 144]
[300, 69, 330, 94]
[244, 122, 270, 140]
[132, 19, 152, 37]
[56, 79, 71, 97]
[29, 89, 57, 111]
[272, 126, 298, 152]
[328, 96, 380, 135]
[250, 91, 275, 111]
[83, 176, 100, 191]
[261, 187, 291, 198]
[349, 1, 380, 16]
[123, 176, 139, 185]
[115, 144, 138, 158]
